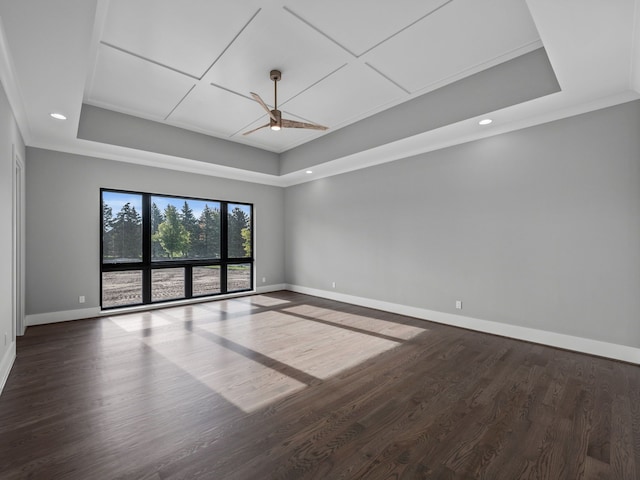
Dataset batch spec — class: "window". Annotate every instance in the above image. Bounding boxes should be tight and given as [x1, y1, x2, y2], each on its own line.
[151, 197, 221, 261]
[101, 190, 253, 309]
[102, 191, 143, 264]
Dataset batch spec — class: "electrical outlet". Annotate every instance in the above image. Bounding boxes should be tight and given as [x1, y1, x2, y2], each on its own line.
[262, 277, 266, 283]
[455, 300, 462, 309]
[332, 281, 336, 289]
[79, 295, 85, 304]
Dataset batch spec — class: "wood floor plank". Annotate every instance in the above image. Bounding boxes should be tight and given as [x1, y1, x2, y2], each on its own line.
[611, 394, 638, 479]
[0, 291, 639, 479]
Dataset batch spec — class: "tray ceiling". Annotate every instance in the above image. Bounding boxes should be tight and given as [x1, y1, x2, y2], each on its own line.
[0, 0, 638, 186]
[85, 0, 542, 153]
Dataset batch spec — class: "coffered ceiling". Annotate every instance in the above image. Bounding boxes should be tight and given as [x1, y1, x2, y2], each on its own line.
[0, 0, 638, 185]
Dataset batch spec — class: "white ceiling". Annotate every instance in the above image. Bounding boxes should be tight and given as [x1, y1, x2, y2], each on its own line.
[0, 0, 639, 186]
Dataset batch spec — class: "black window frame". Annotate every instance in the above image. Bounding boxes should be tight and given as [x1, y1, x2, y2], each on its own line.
[100, 188, 254, 310]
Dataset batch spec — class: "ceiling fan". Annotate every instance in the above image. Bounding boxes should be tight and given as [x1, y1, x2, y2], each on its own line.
[243, 69, 329, 135]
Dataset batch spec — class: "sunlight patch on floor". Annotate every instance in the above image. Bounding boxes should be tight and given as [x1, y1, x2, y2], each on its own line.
[142, 330, 306, 413]
[197, 310, 401, 379]
[282, 304, 428, 340]
[237, 295, 292, 307]
[199, 299, 259, 314]
[108, 312, 172, 332]
[105, 296, 426, 412]
[157, 303, 221, 323]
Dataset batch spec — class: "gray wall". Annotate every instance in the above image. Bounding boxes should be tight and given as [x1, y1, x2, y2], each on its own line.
[0, 79, 25, 375]
[25, 148, 285, 315]
[284, 100, 640, 348]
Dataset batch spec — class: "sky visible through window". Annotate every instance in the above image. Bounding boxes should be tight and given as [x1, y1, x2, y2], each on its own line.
[102, 191, 251, 218]
[102, 191, 141, 213]
[151, 196, 215, 218]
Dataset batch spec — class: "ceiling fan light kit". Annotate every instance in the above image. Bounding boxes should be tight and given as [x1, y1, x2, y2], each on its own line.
[270, 111, 282, 131]
[243, 69, 328, 136]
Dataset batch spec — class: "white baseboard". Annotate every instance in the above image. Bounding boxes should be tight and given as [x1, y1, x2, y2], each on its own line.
[286, 284, 640, 365]
[256, 283, 287, 294]
[0, 341, 16, 396]
[23, 286, 288, 327]
[26, 307, 101, 327]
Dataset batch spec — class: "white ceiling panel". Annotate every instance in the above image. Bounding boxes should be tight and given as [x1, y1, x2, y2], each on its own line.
[206, 7, 350, 105]
[284, 0, 450, 56]
[88, 44, 195, 120]
[283, 63, 407, 128]
[168, 84, 262, 137]
[365, 0, 541, 94]
[101, 0, 263, 78]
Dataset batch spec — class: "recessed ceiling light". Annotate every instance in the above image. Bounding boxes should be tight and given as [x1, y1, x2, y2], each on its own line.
[305, 170, 313, 174]
[478, 118, 492, 125]
[50, 113, 67, 120]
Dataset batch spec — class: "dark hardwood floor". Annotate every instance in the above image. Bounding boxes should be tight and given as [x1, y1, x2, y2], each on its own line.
[1, 291, 639, 479]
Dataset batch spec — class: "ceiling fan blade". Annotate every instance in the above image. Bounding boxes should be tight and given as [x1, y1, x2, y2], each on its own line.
[250, 92, 277, 121]
[242, 123, 270, 136]
[281, 119, 329, 131]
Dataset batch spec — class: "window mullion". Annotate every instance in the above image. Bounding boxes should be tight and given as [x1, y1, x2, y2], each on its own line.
[220, 202, 228, 294]
[185, 265, 193, 298]
[142, 194, 152, 304]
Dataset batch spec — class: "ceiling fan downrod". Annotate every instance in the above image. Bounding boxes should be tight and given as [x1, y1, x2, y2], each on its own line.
[269, 70, 282, 130]
[270, 69, 281, 110]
